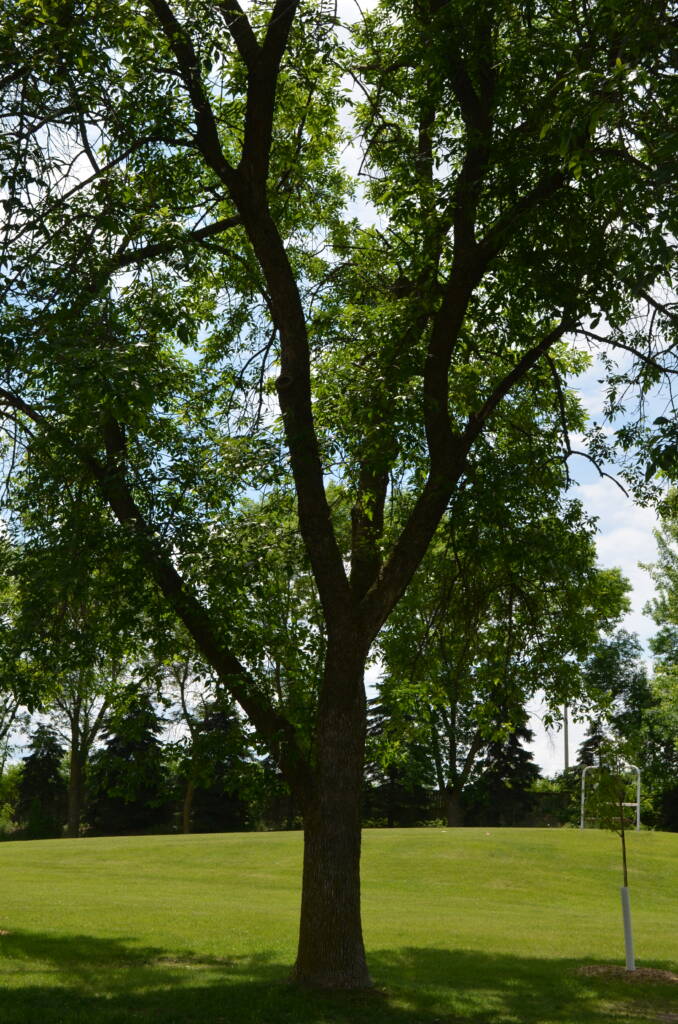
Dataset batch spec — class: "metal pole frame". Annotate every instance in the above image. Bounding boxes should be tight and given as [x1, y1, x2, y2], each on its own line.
[632, 764, 641, 831]
[580, 762, 641, 831]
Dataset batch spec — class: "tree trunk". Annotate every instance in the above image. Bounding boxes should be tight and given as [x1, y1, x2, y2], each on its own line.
[285, 790, 296, 829]
[291, 642, 371, 989]
[387, 767, 396, 827]
[67, 749, 85, 838]
[182, 771, 196, 835]
[444, 786, 464, 827]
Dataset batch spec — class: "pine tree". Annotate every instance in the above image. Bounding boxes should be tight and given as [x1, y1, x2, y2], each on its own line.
[187, 699, 254, 833]
[17, 724, 67, 839]
[577, 720, 606, 768]
[87, 685, 169, 834]
[467, 722, 541, 826]
[364, 695, 435, 827]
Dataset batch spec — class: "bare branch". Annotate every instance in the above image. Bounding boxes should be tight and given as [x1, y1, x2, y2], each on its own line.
[576, 328, 678, 375]
[639, 289, 678, 326]
[113, 214, 242, 271]
[567, 448, 629, 496]
[463, 317, 575, 444]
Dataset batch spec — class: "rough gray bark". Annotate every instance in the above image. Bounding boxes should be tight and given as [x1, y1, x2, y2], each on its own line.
[444, 787, 464, 828]
[67, 745, 85, 838]
[182, 770, 196, 835]
[291, 640, 371, 988]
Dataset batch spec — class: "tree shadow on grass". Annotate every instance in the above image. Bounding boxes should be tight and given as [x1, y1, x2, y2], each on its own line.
[0, 930, 676, 1024]
[374, 946, 678, 1023]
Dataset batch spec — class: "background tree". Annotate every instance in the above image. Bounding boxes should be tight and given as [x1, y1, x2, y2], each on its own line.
[51, 663, 123, 838]
[0, 526, 152, 836]
[0, 539, 26, 770]
[376, 460, 630, 825]
[182, 697, 257, 833]
[645, 489, 678, 707]
[576, 721, 606, 768]
[166, 659, 258, 834]
[0, 761, 22, 838]
[561, 630, 678, 829]
[464, 716, 541, 827]
[572, 637, 631, 769]
[16, 723, 67, 839]
[0, 693, 20, 774]
[0, 0, 675, 987]
[87, 684, 171, 835]
[364, 693, 436, 828]
[638, 494, 678, 828]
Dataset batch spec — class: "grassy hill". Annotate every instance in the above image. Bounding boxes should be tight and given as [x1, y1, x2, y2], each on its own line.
[0, 827, 676, 1023]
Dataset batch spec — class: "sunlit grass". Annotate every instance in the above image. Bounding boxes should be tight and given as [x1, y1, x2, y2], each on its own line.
[1, 828, 676, 1023]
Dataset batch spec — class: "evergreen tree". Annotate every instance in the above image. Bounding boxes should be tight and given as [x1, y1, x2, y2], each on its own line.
[364, 696, 435, 827]
[466, 721, 541, 826]
[17, 724, 66, 839]
[577, 720, 606, 768]
[87, 685, 170, 834]
[186, 699, 255, 834]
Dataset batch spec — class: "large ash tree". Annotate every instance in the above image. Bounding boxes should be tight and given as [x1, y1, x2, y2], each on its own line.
[0, 0, 675, 988]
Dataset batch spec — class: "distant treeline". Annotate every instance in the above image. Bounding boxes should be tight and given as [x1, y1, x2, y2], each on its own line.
[1, 687, 677, 839]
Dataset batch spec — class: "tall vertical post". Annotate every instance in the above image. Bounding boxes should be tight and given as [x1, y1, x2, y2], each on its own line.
[563, 701, 569, 771]
[621, 887, 635, 970]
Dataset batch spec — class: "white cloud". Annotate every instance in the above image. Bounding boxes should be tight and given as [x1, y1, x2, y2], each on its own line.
[576, 478, 657, 643]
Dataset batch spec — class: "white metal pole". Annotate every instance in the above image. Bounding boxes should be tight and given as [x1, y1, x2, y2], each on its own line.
[620, 886, 635, 970]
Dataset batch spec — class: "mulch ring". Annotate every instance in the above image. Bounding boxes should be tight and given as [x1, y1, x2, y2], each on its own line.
[578, 965, 678, 984]
[0, 930, 10, 936]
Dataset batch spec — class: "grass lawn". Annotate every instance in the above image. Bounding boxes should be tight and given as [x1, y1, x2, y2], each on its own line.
[0, 827, 677, 1023]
